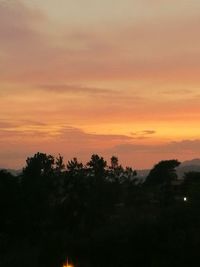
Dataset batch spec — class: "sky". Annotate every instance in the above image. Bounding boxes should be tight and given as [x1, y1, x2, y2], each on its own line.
[0, 0, 200, 169]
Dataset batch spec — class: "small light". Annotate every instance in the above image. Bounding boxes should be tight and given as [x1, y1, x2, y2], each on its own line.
[63, 258, 74, 267]
[63, 264, 74, 267]
[184, 197, 187, 202]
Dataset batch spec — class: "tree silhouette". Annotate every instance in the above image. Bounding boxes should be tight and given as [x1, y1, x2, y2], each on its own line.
[87, 154, 107, 178]
[55, 154, 65, 173]
[110, 156, 119, 170]
[145, 159, 180, 206]
[67, 157, 83, 173]
[21, 152, 57, 240]
[23, 152, 55, 177]
[145, 159, 180, 186]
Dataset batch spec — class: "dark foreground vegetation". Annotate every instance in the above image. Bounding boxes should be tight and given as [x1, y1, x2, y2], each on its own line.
[1, 152, 200, 267]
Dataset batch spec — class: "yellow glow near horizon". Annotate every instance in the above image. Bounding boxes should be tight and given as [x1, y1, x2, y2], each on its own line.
[0, 0, 200, 169]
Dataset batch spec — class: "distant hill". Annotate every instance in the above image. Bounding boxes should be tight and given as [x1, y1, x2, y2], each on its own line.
[177, 159, 200, 179]
[136, 169, 150, 180]
[0, 168, 22, 176]
[136, 159, 200, 181]
[179, 158, 200, 167]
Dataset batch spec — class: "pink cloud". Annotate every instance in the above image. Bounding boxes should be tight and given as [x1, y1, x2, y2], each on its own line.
[109, 140, 200, 168]
[1, 0, 200, 83]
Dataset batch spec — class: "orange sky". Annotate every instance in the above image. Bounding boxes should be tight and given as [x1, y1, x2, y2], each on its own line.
[0, 0, 200, 169]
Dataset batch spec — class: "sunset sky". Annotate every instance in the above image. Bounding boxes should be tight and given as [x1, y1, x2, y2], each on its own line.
[1, 0, 200, 169]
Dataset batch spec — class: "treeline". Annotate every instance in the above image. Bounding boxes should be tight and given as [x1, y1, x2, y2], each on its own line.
[1, 153, 200, 267]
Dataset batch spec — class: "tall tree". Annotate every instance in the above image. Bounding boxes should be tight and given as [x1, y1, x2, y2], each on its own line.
[145, 159, 180, 186]
[87, 154, 107, 179]
[145, 160, 180, 206]
[21, 153, 56, 236]
[23, 152, 55, 177]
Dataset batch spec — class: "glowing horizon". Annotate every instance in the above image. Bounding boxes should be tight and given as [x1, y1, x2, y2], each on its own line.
[1, 0, 200, 169]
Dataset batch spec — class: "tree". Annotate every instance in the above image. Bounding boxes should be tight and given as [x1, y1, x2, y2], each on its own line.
[21, 153, 56, 236]
[23, 152, 55, 177]
[145, 160, 180, 206]
[60, 157, 87, 232]
[67, 158, 83, 173]
[145, 159, 180, 186]
[110, 156, 119, 170]
[55, 154, 65, 173]
[87, 154, 107, 178]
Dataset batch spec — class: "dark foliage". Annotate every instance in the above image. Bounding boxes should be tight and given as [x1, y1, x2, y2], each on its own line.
[0, 154, 200, 267]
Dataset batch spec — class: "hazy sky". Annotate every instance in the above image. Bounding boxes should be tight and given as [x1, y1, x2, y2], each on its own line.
[1, 0, 200, 169]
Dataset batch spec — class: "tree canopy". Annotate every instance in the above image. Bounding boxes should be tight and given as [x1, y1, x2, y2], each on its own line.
[145, 159, 181, 185]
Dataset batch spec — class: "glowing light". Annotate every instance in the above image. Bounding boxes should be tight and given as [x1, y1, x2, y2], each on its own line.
[63, 258, 74, 267]
[184, 197, 187, 202]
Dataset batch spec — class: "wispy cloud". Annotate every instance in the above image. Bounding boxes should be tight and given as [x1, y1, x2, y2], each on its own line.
[107, 139, 200, 168]
[0, 121, 17, 129]
[130, 130, 156, 139]
[161, 89, 193, 95]
[1, 0, 200, 83]
[112, 139, 200, 154]
[38, 84, 115, 96]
